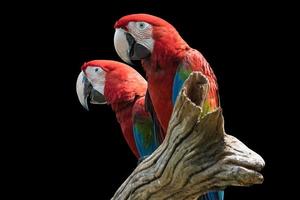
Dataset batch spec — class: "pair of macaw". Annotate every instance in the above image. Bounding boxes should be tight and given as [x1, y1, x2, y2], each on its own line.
[76, 14, 223, 200]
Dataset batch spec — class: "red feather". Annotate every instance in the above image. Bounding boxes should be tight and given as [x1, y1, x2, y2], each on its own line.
[115, 14, 219, 136]
[82, 60, 147, 158]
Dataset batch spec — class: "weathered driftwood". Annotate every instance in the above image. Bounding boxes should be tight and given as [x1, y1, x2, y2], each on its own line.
[112, 72, 265, 200]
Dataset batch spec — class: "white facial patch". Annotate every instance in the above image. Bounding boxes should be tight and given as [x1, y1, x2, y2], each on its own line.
[85, 66, 106, 94]
[127, 21, 154, 52]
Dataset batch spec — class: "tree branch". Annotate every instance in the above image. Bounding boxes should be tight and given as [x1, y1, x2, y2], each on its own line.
[111, 72, 265, 200]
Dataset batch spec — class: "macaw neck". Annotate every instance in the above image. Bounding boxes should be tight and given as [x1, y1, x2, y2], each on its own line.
[110, 99, 136, 135]
[142, 32, 189, 76]
[140, 31, 191, 132]
[111, 100, 134, 114]
[110, 98, 139, 158]
[141, 43, 188, 132]
[111, 101, 134, 132]
[141, 32, 190, 89]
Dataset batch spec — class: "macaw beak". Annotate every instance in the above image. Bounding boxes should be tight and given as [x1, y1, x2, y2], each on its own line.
[76, 71, 106, 110]
[114, 28, 151, 64]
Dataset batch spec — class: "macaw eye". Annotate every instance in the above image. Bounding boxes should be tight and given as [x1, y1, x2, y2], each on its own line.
[137, 22, 148, 30]
[95, 68, 99, 72]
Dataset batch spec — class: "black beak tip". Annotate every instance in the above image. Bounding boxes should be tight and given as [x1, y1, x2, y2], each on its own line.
[126, 32, 151, 61]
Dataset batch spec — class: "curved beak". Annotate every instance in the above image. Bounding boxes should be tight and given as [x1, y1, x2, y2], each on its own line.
[114, 28, 133, 64]
[114, 28, 151, 64]
[76, 71, 106, 110]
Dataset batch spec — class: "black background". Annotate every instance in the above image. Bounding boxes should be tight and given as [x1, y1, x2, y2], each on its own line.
[6, 0, 295, 199]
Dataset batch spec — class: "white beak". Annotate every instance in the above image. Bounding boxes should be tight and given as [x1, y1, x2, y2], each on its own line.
[76, 71, 107, 111]
[114, 28, 132, 64]
[76, 71, 90, 110]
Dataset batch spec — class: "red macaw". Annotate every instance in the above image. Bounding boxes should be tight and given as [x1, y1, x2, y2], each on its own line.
[113, 14, 222, 200]
[76, 60, 162, 159]
[113, 14, 219, 136]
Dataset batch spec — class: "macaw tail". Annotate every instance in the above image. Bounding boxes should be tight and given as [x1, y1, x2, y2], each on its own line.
[199, 191, 224, 200]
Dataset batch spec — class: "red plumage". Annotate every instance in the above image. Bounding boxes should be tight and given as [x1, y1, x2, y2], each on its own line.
[115, 14, 219, 135]
[82, 60, 147, 158]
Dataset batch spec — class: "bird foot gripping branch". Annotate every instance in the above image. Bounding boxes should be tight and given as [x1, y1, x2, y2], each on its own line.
[111, 72, 265, 200]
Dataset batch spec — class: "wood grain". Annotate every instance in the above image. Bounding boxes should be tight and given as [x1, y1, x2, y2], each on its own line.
[111, 72, 265, 200]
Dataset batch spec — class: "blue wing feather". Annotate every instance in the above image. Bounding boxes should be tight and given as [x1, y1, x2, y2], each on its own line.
[200, 191, 224, 200]
[172, 64, 192, 105]
[133, 121, 160, 157]
[173, 64, 224, 200]
[172, 68, 186, 104]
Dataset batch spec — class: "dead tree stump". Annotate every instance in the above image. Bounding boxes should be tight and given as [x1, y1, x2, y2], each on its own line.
[111, 72, 265, 200]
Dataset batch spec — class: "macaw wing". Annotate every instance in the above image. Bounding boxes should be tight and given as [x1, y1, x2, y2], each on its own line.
[133, 98, 162, 158]
[145, 90, 164, 143]
[200, 191, 224, 200]
[172, 50, 222, 200]
[172, 49, 219, 114]
[172, 62, 192, 105]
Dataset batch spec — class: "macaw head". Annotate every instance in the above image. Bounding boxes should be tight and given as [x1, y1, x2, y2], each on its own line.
[114, 14, 186, 65]
[76, 60, 147, 110]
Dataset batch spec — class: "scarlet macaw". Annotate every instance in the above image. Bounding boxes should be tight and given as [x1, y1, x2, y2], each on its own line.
[113, 14, 222, 200]
[76, 60, 162, 159]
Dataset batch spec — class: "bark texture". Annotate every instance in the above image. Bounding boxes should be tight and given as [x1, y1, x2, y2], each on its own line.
[111, 72, 265, 200]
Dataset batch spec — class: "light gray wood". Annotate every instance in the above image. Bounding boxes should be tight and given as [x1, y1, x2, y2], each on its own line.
[112, 72, 265, 200]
